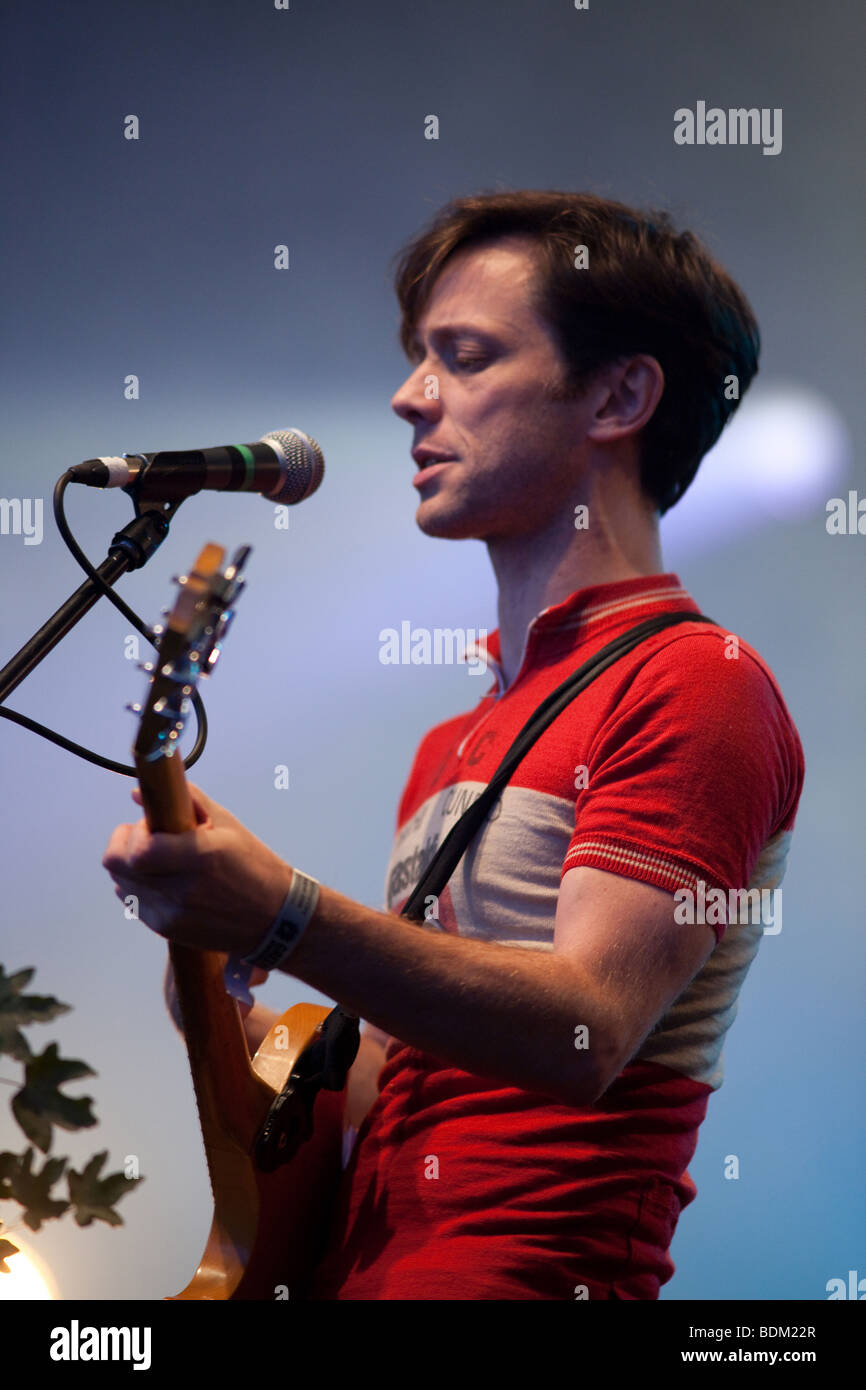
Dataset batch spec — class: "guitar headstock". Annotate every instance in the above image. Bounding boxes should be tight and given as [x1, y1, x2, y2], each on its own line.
[132, 542, 250, 763]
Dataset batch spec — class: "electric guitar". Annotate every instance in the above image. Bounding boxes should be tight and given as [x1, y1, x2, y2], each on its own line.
[132, 542, 358, 1300]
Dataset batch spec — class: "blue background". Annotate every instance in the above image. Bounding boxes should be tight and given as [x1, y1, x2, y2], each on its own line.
[0, 0, 863, 1300]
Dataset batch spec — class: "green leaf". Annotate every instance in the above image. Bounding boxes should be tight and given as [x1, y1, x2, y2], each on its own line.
[0, 1150, 18, 1197]
[0, 1236, 19, 1274]
[11, 1042, 97, 1153]
[66, 1151, 142, 1228]
[0, 965, 71, 1062]
[0, 1146, 69, 1230]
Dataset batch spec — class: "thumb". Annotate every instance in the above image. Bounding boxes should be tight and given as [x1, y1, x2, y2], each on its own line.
[184, 781, 244, 830]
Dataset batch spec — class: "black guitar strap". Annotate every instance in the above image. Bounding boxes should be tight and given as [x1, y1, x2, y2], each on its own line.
[400, 608, 717, 921]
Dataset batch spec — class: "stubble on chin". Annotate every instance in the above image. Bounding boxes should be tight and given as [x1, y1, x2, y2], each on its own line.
[415, 504, 482, 541]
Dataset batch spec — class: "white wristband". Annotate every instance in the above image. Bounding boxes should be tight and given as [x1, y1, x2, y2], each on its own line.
[241, 869, 321, 971]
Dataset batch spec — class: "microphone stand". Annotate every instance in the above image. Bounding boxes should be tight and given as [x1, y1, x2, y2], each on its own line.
[0, 492, 182, 704]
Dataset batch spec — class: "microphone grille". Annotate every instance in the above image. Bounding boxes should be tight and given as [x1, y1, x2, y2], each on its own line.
[261, 429, 325, 504]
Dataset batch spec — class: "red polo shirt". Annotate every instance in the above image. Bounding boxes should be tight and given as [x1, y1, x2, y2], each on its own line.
[309, 574, 804, 1300]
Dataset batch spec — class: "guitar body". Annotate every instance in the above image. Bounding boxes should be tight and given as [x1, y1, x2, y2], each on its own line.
[133, 544, 347, 1300]
[168, 997, 345, 1301]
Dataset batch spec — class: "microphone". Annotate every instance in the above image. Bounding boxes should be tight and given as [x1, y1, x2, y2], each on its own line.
[68, 429, 325, 506]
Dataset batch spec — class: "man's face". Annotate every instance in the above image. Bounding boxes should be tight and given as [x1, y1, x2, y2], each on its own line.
[390, 236, 598, 542]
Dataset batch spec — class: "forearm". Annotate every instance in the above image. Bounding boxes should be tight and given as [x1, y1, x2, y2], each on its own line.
[109, 787, 704, 1117]
[114, 791, 608, 1105]
[278, 880, 614, 1107]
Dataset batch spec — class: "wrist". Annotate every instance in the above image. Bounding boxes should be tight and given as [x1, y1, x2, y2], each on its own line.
[240, 866, 321, 971]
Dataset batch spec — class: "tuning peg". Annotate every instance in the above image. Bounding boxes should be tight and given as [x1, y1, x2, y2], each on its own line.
[151, 623, 164, 637]
[171, 574, 189, 587]
[227, 544, 252, 579]
[137, 661, 155, 673]
[125, 702, 142, 714]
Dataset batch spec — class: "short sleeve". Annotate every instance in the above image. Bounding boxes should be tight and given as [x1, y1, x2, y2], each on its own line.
[561, 631, 803, 940]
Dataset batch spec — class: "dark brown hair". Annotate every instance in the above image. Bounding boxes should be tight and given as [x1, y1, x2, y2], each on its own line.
[392, 190, 760, 514]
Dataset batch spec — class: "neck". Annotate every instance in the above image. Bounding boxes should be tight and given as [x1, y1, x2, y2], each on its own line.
[487, 461, 664, 689]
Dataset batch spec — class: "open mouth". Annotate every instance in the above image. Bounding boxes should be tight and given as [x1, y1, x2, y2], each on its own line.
[413, 451, 457, 467]
[412, 459, 455, 488]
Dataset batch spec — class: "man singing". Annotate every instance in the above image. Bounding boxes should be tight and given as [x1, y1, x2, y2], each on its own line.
[103, 190, 804, 1300]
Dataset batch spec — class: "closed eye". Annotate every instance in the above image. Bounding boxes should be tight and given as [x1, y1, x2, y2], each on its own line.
[453, 355, 488, 371]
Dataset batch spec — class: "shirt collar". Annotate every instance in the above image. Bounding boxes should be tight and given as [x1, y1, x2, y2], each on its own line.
[463, 573, 695, 693]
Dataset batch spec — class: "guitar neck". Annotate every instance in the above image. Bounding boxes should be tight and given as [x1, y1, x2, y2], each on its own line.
[135, 748, 271, 1149]
[129, 543, 352, 1299]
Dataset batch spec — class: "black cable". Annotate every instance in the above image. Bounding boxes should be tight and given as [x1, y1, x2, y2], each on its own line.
[53, 471, 159, 642]
[0, 699, 207, 777]
[0, 472, 209, 776]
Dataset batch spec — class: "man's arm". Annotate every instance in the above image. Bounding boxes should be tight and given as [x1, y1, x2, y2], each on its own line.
[278, 864, 715, 1107]
[103, 788, 716, 1110]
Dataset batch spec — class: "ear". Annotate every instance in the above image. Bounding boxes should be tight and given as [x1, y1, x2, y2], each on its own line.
[585, 355, 665, 445]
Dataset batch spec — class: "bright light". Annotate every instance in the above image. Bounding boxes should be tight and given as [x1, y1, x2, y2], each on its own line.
[662, 381, 851, 555]
[0, 1238, 57, 1300]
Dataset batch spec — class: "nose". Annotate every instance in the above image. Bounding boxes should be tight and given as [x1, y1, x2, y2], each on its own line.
[390, 361, 442, 425]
